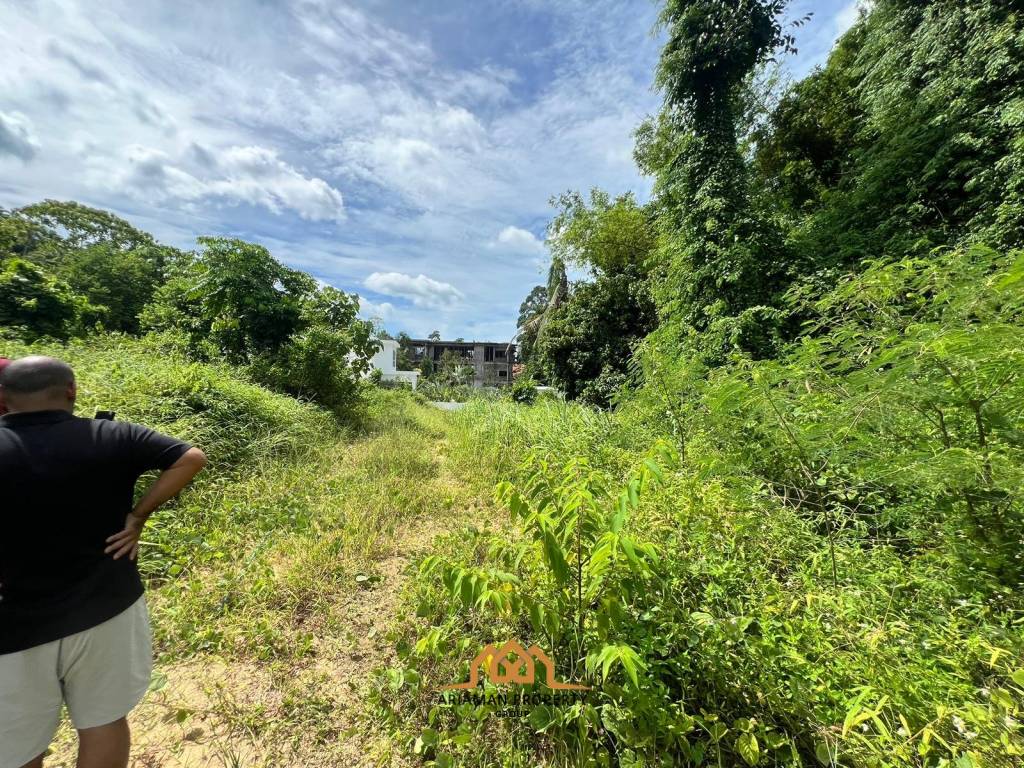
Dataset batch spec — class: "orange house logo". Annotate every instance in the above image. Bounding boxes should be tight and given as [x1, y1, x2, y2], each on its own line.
[441, 639, 589, 691]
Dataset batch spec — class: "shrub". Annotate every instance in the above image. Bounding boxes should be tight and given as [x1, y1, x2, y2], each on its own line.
[0, 258, 101, 340]
[508, 376, 538, 404]
[386, 246, 1024, 767]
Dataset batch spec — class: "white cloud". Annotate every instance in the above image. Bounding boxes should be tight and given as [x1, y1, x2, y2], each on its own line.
[0, 111, 39, 161]
[364, 272, 464, 309]
[834, 1, 867, 37]
[212, 146, 344, 221]
[494, 225, 545, 254]
[358, 296, 396, 320]
[325, 100, 494, 209]
[0, 0, 668, 338]
[112, 144, 344, 221]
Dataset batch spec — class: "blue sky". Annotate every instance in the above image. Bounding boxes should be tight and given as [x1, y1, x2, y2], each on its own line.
[0, 0, 863, 340]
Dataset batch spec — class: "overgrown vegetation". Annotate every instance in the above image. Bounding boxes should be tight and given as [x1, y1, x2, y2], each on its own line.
[3, 1, 1023, 766]
[385, 1, 1024, 766]
[11, 334, 466, 765]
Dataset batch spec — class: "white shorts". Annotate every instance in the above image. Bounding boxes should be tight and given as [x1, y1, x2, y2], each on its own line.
[0, 596, 152, 768]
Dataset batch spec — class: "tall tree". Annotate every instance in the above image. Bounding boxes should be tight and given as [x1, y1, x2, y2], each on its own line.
[517, 256, 568, 368]
[517, 285, 548, 330]
[645, 0, 797, 360]
[524, 189, 658, 400]
[142, 237, 313, 363]
[1, 201, 180, 333]
[515, 285, 547, 363]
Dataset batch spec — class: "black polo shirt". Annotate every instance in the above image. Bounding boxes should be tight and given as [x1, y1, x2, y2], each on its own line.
[0, 410, 191, 654]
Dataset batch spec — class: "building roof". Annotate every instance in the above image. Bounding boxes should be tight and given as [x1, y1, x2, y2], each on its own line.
[406, 338, 516, 347]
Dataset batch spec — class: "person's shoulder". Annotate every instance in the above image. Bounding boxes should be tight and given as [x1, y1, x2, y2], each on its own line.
[97, 419, 180, 444]
[69, 415, 140, 440]
[89, 418, 148, 435]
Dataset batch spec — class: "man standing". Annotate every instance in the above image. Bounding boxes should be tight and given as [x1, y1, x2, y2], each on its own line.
[0, 356, 207, 768]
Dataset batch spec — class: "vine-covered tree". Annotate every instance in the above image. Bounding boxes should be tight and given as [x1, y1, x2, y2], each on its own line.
[643, 0, 797, 361]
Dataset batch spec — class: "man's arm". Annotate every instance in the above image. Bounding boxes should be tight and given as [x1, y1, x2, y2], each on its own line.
[105, 447, 207, 561]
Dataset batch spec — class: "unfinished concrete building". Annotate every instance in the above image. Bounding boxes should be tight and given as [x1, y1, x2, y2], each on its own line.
[405, 339, 517, 387]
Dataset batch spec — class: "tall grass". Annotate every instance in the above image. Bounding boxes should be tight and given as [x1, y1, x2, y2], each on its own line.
[446, 398, 650, 485]
[395, 397, 1024, 767]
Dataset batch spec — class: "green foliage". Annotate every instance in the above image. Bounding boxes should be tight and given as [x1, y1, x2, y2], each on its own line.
[654, 0, 793, 111]
[1, 201, 177, 334]
[52, 244, 163, 333]
[1, 334, 336, 468]
[517, 286, 547, 330]
[396, 245, 1024, 766]
[752, 24, 864, 219]
[537, 265, 655, 407]
[516, 285, 547, 363]
[413, 444, 676, 764]
[0, 335, 455, 669]
[547, 189, 655, 276]
[757, 1, 1024, 271]
[248, 322, 375, 417]
[507, 376, 538, 405]
[0, 257, 100, 340]
[396, 331, 415, 370]
[142, 237, 312, 362]
[517, 257, 568, 376]
[0, 207, 50, 257]
[15, 199, 158, 251]
[421, 349, 476, 395]
[2, 202, 377, 417]
[643, 0, 795, 361]
[519, 189, 658, 400]
[142, 237, 377, 414]
[416, 379, 477, 404]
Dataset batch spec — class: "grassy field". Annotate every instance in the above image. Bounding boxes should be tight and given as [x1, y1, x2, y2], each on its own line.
[7, 332, 1023, 767]
[3, 335, 489, 767]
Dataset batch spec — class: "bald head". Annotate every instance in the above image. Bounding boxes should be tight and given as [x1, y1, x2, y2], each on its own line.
[0, 356, 77, 413]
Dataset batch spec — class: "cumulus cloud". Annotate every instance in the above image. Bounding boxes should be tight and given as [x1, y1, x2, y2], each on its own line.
[0, 111, 40, 161]
[115, 144, 344, 221]
[358, 296, 396, 320]
[494, 225, 545, 254]
[364, 272, 464, 309]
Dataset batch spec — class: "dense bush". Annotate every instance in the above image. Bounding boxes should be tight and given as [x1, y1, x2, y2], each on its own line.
[537, 264, 655, 407]
[0, 257, 101, 340]
[382, 245, 1024, 767]
[508, 376, 538, 405]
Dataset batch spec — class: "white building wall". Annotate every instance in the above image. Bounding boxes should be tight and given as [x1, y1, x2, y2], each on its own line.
[370, 339, 399, 374]
[366, 339, 419, 390]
